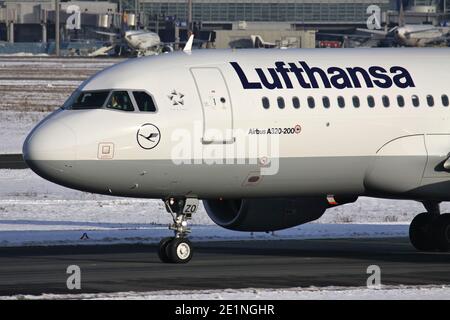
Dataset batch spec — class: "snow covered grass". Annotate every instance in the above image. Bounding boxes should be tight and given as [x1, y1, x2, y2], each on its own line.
[0, 56, 120, 72]
[0, 224, 410, 247]
[0, 53, 50, 57]
[0, 168, 445, 246]
[3, 285, 450, 300]
[0, 111, 48, 153]
[0, 57, 122, 112]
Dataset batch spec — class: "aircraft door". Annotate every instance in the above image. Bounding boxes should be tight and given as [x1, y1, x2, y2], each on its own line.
[191, 68, 234, 144]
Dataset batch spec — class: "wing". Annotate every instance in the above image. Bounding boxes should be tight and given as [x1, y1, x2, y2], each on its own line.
[95, 30, 120, 37]
[356, 28, 389, 36]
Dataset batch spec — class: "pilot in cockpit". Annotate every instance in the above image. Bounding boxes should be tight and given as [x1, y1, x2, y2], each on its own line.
[110, 95, 120, 109]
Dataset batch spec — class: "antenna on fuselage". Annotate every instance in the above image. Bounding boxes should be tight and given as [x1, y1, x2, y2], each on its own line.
[183, 34, 194, 53]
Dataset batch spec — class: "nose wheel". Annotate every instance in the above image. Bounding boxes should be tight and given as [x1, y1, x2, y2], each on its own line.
[158, 237, 193, 263]
[158, 197, 198, 263]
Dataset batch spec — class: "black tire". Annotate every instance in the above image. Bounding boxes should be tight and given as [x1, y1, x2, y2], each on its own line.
[165, 238, 193, 264]
[158, 237, 174, 263]
[409, 212, 435, 251]
[432, 213, 450, 252]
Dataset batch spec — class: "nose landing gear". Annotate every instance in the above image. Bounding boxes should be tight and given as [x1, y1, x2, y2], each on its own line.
[409, 201, 450, 252]
[158, 197, 198, 263]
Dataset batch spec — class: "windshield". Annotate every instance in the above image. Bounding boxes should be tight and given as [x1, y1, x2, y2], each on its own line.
[64, 91, 110, 110]
[133, 91, 156, 112]
[106, 91, 135, 112]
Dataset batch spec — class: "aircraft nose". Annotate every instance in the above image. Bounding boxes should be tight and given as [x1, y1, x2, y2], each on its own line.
[23, 120, 77, 180]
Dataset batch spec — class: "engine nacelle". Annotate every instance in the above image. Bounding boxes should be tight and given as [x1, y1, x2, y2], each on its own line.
[203, 196, 357, 232]
[161, 45, 174, 53]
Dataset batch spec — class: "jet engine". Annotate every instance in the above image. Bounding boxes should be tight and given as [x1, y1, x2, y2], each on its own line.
[161, 45, 174, 53]
[203, 196, 357, 232]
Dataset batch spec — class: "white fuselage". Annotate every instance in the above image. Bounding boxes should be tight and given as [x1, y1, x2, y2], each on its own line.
[23, 48, 450, 201]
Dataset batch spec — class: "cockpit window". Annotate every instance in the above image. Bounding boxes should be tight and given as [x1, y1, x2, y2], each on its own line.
[106, 91, 135, 112]
[133, 91, 157, 112]
[66, 91, 110, 110]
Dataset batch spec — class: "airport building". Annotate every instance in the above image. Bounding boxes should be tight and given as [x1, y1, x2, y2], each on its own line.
[1, 1, 448, 26]
[135, 0, 449, 28]
[2, 1, 448, 30]
[0, 1, 118, 41]
[139, 0, 391, 26]
[0, 0, 448, 52]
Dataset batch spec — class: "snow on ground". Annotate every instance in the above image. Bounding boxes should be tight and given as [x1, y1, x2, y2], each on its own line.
[0, 57, 122, 113]
[0, 168, 446, 246]
[0, 80, 80, 86]
[0, 56, 121, 72]
[0, 111, 48, 153]
[3, 285, 450, 300]
[0, 223, 410, 247]
[0, 53, 49, 57]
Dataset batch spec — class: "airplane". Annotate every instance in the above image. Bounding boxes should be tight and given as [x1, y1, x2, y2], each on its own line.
[356, 1, 450, 47]
[357, 23, 450, 47]
[23, 42, 450, 263]
[229, 35, 278, 49]
[95, 29, 174, 57]
[250, 35, 300, 49]
[250, 35, 277, 48]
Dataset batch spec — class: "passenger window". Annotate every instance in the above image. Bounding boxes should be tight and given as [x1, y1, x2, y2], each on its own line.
[427, 95, 434, 107]
[412, 95, 420, 107]
[322, 96, 330, 109]
[397, 95, 405, 107]
[367, 95, 375, 108]
[292, 96, 300, 109]
[442, 94, 449, 107]
[277, 97, 285, 109]
[352, 96, 360, 108]
[106, 91, 134, 111]
[133, 91, 156, 112]
[382, 95, 390, 107]
[337, 96, 345, 108]
[262, 97, 270, 109]
[307, 96, 315, 108]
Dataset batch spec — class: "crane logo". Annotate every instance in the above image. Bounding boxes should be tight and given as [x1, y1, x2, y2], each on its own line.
[137, 123, 161, 150]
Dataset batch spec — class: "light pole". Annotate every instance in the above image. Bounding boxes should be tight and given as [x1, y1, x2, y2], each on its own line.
[55, 0, 60, 56]
[135, 0, 139, 29]
[187, 0, 192, 33]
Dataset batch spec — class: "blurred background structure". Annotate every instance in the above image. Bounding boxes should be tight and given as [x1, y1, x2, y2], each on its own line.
[0, 0, 448, 55]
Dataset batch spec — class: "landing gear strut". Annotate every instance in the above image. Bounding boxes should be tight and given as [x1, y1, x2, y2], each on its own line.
[158, 197, 198, 263]
[409, 201, 450, 252]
